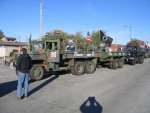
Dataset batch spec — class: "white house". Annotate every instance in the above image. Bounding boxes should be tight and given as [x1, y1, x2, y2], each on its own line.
[0, 37, 28, 58]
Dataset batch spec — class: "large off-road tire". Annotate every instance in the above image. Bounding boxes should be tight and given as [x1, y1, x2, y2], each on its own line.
[141, 57, 144, 64]
[118, 58, 124, 68]
[109, 62, 113, 69]
[112, 60, 119, 69]
[139, 57, 144, 64]
[70, 66, 76, 75]
[131, 60, 135, 65]
[85, 61, 96, 74]
[109, 60, 118, 69]
[30, 64, 44, 81]
[74, 62, 84, 76]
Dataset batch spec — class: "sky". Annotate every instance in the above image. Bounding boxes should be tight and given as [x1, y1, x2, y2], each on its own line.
[0, 0, 150, 45]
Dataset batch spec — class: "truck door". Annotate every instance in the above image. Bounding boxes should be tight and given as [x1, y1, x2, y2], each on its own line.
[45, 40, 60, 71]
[46, 40, 60, 63]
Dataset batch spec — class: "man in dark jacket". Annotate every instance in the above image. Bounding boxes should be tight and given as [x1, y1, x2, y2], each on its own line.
[16, 48, 32, 99]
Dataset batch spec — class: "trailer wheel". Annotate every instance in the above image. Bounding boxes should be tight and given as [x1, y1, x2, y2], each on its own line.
[142, 57, 144, 63]
[112, 60, 118, 69]
[118, 58, 124, 68]
[70, 66, 76, 75]
[109, 62, 112, 69]
[74, 62, 84, 76]
[30, 64, 44, 81]
[139, 57, 144, 64]
[85, 61, 96, 74]
[131, 60, 135, 65]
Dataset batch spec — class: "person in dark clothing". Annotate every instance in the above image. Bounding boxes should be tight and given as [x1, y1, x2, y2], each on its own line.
[16, 48, 32, 99]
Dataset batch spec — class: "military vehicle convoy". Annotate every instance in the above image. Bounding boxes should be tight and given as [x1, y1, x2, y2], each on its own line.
[125, 46, 145, 65]
[12, 30, 126, 80]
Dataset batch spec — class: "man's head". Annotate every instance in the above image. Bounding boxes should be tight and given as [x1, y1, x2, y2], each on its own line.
[22, 48, 27, 54]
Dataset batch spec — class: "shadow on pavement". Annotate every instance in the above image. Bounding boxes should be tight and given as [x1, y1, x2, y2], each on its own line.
[28, 74, 59, 96]
[0, 72, 59, 97]
[80, 96, 103, 113]
[0, 80, 17, 97]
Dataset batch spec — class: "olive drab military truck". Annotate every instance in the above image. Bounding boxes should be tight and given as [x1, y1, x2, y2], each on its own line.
[125, 46, 145, 65]
[14, 40, 99, 81]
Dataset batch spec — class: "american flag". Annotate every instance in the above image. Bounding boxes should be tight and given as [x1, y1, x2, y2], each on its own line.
[86, 31, 92, 42]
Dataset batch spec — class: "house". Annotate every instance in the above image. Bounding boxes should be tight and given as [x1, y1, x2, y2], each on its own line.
[110, 44, 125, 52]
[1, 37, 16, 42]
[0, 37, 29, 58]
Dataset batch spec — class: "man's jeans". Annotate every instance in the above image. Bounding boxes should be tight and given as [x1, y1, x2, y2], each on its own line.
[17, 71, 29, 97]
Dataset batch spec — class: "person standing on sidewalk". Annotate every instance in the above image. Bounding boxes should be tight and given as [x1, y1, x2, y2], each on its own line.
[16, 48, 32, 99]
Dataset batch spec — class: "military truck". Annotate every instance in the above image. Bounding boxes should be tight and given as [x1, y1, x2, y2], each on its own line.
[14, 39, 99, 80]
[125, 46, 145, 65]
[13, 30, 126, 81]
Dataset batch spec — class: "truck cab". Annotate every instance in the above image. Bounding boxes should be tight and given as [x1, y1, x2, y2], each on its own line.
[125, 46, 145, 65]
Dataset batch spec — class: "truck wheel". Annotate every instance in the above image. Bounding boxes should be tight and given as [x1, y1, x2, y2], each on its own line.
[142, 58, 144, 63]
[131, 60, 135, 65]
[85, 61, 96, 74]
[139, 57, 144, 64]
[109, 62, 113, 69]
[30, 64, 44, 81]
[70, 66, 76, 75]
[138, 57, 141, 64]
[74, 62, 84, 76]
[112, 60, 118, 69]
[118, 58, 124, 68]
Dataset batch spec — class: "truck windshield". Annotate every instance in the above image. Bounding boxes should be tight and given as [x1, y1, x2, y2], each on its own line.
[32, 42, 45, 50]
[126, 47, 136, 52]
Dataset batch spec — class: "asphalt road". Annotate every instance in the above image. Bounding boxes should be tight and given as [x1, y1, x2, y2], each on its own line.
[0, 58, 150, 113]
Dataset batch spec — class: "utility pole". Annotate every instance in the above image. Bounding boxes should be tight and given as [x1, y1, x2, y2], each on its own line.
[124, 26, 132, 41]
[18, 36, 20, 42]
[40, 0, 43, 41]
[129, 26, 132, 41]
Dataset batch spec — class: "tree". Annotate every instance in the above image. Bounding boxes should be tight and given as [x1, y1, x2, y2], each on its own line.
[0, 30, 5, 39]
[91, 30, 106, 47]
[74, 32, 84, 49]
[45, 30, 85, 49]
[126, 38, 144, 46]
[46, 30, 70, 41]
